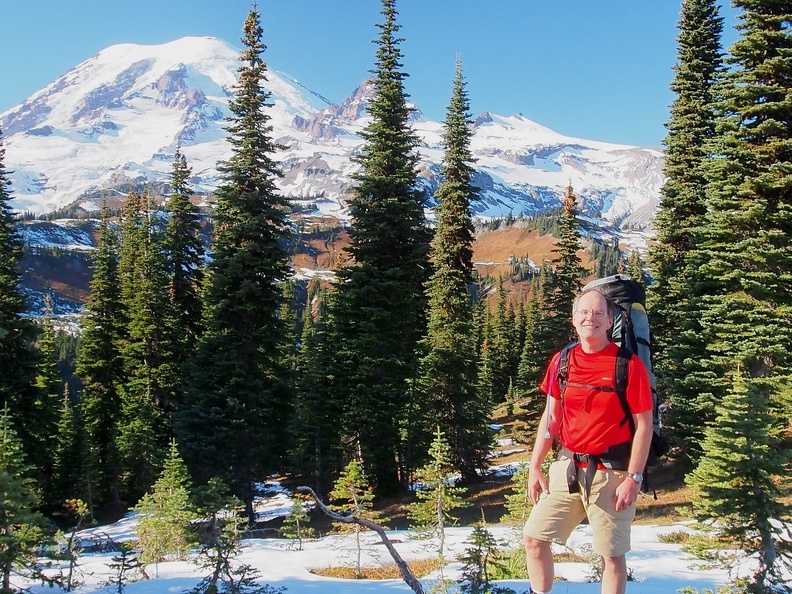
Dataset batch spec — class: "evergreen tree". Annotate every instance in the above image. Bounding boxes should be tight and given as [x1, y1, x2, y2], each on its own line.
[134, 439, 196, 566]
[176, 6, 293, 524]
[290, 289, 343, 497]
[501, 463, 534, 536]
[0, 407, 50, 593]
[325, 0, 431, 495]
[57, 498, 90, 592]
[102, 542, 146, 593]
[485, 280, 518, 403]
[51, 386, 81, 512]
[474, 301, 495, 412]
[626, 251, 645, 285]
[163, 149, 205, 444]
[329, 459, 384, 580]
[515, 280, 550, 428]
[278, 497, 313, 551]
[75, 202, 124, 517]
[116, 190, 174, 504]
[419, 59, 489, 482]
[457, 524, 516, 594]
[686, 369, 791, 593]
[163, 147, 205, 347]
[684, 0, 792, 463]
[646, 0, 724, 461]
[0, 126, 39, 476]
[29, 297, 64, 511]
[189, 478, 246, 594]
[277, 280, 300, 376]
[544, 185, 584, 352]
[408, 427, 468, 594]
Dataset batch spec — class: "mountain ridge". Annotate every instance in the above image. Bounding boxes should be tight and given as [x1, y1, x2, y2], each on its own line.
[1, 35, 664, 235]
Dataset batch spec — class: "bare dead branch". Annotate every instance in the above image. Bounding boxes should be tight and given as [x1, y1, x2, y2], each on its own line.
[296, 486, 425, 594]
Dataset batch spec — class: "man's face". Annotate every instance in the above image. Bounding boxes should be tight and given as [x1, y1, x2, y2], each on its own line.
[572, 291, 614, 342]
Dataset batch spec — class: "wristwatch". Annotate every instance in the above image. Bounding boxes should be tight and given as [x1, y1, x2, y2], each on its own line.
[627, 472, 643, 484]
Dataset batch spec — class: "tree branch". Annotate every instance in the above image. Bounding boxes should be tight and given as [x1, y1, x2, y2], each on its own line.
[296, 486, 424, 594]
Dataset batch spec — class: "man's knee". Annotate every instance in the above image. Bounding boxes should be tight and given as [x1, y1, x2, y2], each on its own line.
[523, 534, 551, 555]
[601, 554, 626, 572]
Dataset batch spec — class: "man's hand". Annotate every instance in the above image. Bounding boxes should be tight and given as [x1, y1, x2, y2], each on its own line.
[614, 475, 641, 511]
[528, 466, 549, 505]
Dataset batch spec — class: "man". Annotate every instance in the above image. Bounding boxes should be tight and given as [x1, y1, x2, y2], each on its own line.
[523, 288, 654, 594]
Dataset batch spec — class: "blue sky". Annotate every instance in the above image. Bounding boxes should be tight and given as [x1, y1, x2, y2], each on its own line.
[2, 1, 740, 147]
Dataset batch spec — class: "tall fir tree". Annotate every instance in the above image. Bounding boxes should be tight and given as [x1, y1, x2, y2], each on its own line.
[515, 278, 550, 428]
[290, 288, 344, 497]
[163, 148, 205, 350]
[485, 280, 519, 403]
[51, 386, 81, 512]
[278, 280, 300, 376]
[75, 202, 125, 517]
[684, 1, 792, 463]
[325, 0, 431, 495]
[29, 297, 64, 512]
[474, 300, 495, 411]
[0, 126, 39, 472]
[418, 59, 489, 481]
[686, 369, 791, 593]
[176, 6, 293, 523]
[646, 0, 724, 461]
[544, 185, 585, 352]
[116, 190, 175, 505]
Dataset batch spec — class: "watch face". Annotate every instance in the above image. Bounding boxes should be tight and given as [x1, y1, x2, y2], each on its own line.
[629, 473, 643, 483]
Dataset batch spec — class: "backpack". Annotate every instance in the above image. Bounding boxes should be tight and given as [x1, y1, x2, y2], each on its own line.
[557, 274, 669, 489]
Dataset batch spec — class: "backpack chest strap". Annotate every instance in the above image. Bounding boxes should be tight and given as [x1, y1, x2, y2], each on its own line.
[562, 381, 617, 392]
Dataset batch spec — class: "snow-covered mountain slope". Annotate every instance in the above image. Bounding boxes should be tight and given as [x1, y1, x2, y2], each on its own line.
[1, 36, 664, 231]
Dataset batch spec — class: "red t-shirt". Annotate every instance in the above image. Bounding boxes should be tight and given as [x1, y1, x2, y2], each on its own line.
[540, 342, 653, 454]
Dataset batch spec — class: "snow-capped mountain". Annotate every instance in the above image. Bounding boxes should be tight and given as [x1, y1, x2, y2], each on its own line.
[1, 36, 664, 230]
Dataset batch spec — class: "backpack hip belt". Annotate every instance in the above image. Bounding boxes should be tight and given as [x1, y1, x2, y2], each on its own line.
[559, 442, 631, 502]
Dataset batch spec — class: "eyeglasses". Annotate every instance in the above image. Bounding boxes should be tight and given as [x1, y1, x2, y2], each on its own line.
[575, 309, 609, 319]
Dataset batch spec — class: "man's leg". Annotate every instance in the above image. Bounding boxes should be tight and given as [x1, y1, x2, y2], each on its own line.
[523, 535, 554, 593]
[601, 554, 627, 594]
[523, 461, 587, 593]
[584, 469, 635, 594]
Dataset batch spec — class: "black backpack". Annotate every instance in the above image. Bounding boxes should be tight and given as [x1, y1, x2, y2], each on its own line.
[557, 275, 669, 484]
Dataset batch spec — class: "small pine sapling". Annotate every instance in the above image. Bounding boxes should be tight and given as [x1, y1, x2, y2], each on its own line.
[133, 439, 196, 571]
[329, 459, 386, 578]
[408, 427, 469, 593]
[188, 476, 289, 594]
[102, 542, 147, 593]
[188, 477, 246, 594]
[279, 496, 314, 550]
[457, 523, 516, 594]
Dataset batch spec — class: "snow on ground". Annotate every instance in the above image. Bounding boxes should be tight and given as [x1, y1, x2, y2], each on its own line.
[15, 478, 771, 594]
[20, 518, 740, 594]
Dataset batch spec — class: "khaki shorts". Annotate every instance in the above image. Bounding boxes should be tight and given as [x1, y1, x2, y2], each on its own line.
[522, 459, 636, 557]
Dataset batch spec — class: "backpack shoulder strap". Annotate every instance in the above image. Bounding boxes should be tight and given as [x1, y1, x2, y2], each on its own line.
[615, 345, 635, 432]
[556, 341, 578, 400]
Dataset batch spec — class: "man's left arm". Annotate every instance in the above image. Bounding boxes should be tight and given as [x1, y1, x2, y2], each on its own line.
[614, 409, 653, 511]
